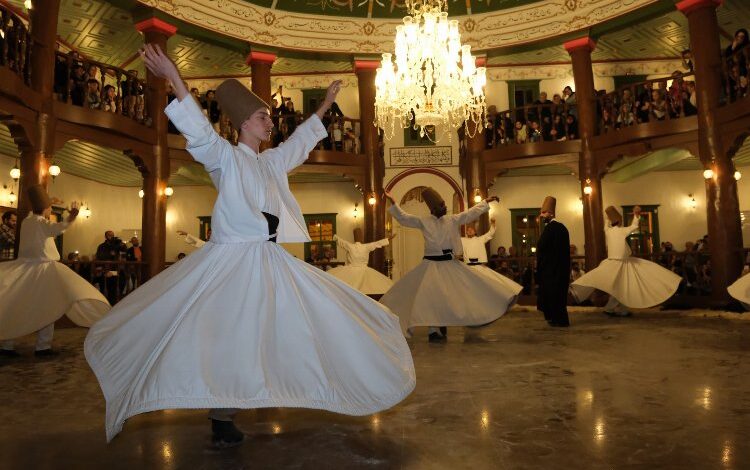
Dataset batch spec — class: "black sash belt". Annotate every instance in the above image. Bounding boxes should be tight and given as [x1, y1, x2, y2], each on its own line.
[262, 212, 279, 243]
[424, 249, 453, 261]
[467, 258, 483, 266]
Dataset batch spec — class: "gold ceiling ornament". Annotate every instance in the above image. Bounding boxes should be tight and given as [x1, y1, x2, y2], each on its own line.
[374, 0, 487, 143]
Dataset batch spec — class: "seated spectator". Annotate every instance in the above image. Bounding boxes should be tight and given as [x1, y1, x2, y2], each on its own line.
[121, 70, 143, 118]
[621, 88, 635, 107]
[497, 246, 508, 258]
[683, 81, 698, 116]
[514, 121, 528, 144]
[728, 64, 749, 101]
[601, 107, 615, 133]
[668, 71, 686, 118]
[177, 252, 186, 261]
[570, 262, 585, 282]
[551, 93, 564, 115]
[70, 63, 87, 106]
[343, 127, 360, 153]
[565, 114, 579, 139]
[0, 210, 17, 260]
[101, 84, 117, 113]
[485, 120, 495, 148]
[636, 82, 653, 123]
[550, 114, 566, 141]
[86, 79, 101, 109]
[528, 121, 542, 142]
[331, 119, 344, 151]
[650, 89, 667, 121]
[616, 102, 635, 128]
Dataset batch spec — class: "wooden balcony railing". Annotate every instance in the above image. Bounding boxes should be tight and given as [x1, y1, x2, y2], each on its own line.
[596, 72, 697, 135]
[485, 103, 578, 149]
[54, 51, 151, 126]
[0, 4, 32, 86]
[722, 43, 750, 103]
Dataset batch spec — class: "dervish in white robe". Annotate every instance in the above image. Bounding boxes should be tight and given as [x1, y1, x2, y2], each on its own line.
[327, 228, 394, 295]
[380, 188, 519, 339]
[0, 187, 110, 355]
[84, 64, 414, 443]
[460, 221, 522, 303]
[571, 206, 680, 315]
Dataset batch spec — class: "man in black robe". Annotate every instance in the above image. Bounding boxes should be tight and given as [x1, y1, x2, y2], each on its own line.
[536, 196, 571, 327]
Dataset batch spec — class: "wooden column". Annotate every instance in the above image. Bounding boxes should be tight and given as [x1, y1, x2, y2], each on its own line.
[355, 60, 386, 273]
[565, 37, 606, 271]
[678, 0, 743, 304]
[15, 0, 61, 254]
[135, 18, 176, 278]
[247, 51, 276, 151]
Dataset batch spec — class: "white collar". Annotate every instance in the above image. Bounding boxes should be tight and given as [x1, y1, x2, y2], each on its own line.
[236, 142, 259, 157]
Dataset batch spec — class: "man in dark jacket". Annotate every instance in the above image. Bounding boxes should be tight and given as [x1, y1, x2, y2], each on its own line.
[536, 196, 571, 327]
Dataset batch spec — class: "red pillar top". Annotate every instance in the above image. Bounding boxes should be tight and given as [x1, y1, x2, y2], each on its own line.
[676, 0, 723, 15]
[564, 37, 596, 54]
[354, 60, 380, 72]
[246, 51, 277, 66]
[135, 17, 177, 37]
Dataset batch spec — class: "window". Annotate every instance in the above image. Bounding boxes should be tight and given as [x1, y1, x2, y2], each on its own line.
[622, 205, 660, 255]
[198, 216, 212, 241]
[304, 213, 337, 262]
[510, 208, 543, 256]
[508, 80, 540, 123]
[302, 89, 328, 115]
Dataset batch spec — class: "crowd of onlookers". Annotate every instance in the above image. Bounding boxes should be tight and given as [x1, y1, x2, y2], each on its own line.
[725, 28, 749, 102]
[53, 51, 150, 125]
[167, 84, 361, 152]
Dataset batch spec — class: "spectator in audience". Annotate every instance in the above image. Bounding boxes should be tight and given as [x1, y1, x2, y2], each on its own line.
[190, 87, 201, 101]
[616, 102, 635, 128]
[650, 89, 667, 121]
[569, 244, 578, 257]
[550, 114, 566, 141]
[485, 119, 496, 148]
[570, 262, 585, 282]
[636, 82, 653, 123]
[285, 99, 298, 135]
[565, 114, 579, 139]
[684, 81, 698, 116]
[86, 78, 101, 109]
[601, 107, 615, 133]
[96, 231, 126, 261]
[682, 49, 694, 72]
[728, 63, 749, 101]
[551, 93, 564, 114]
[528, 120, 542, 143]
[562, 86, 577, 118]
[126, 237, 142, 262]
[86, 64, 99, 83]
[725, 28, 749, 72]
[121, 70, 143, 118]
[70, 63, 87, 106]
[331, 119, 344, 151]
[514, 120, 528, 144]
[203, 89, 221, 131]
[0, 210, 17, 260]
[497, 246, 508, 258]
[669, 71, 685, 118]
[621, 88, 635, 107]
[177, 252, 186, 261]
[101, 84, 117, 113]
[53, 49, 71, 101]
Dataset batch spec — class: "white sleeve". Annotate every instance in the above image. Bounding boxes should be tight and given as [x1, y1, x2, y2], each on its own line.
[363, 238, 389, 251]
[334, 235, 352, 252]
[479, 225, 496, 243]
[165, 96, 231, 172]
[453, 201, 490, 225]
[184, 233, 206, 248]
[388, 204, 423, 229]
[42, 219, 70, 237]
[264, 114, 328, 173]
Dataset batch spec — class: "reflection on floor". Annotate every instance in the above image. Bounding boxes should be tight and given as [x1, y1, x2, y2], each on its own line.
[1, 308, 749, 469]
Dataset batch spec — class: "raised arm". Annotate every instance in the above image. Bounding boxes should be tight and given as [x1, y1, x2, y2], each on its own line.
[333, 234, 353, 252]
[384, 190, 423, 229]
[454, 200, 491, 225]
[363, 237, 391, 252]
[478, 220, 496, 243]
[42, 204, 78, 237]
[265, 80, 343, 173]
[140, 44, 229, 171]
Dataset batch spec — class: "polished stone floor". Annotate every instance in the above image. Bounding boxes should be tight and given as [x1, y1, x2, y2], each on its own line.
[1, 308, 749, 470]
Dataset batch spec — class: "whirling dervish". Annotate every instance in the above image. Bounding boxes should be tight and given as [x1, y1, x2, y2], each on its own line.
[460, 219, 522, 306]
[327, 227, 395, 295]
[84, 44, 415, 447]
[380, 188, 519, 342]
[571, 205, 681, 316]
[0, 185, 110, 357]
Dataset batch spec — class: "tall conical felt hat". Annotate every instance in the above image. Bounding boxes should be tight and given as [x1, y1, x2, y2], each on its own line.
[605, 206, 623, 225]
[28, 184, 51, 213]
[353, 227, 364, 243]
[541, 196, 556, 214]
[215, 79, 270, 130]
[421, 187, 444, 213]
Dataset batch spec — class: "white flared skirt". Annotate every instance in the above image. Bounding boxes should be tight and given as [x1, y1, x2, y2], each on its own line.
[326, 265, 394, 295]
[571, 257, 681, 308]
[380, 259, 522, 332]
[0, 259, 110, 340]
[84, 241, 415, 442]
[728, 273, 750, 305]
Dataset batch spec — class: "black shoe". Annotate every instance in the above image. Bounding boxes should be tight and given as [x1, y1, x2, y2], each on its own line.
[0, 349, 20, 358]
[428, 332, 447, 343]
[439, 327, 447, 337]
[34, 349, 59, 357]
[211, 419, 245, 448]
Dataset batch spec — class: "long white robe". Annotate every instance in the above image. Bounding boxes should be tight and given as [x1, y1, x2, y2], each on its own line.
[0, 214, 110, 340]
[326, 236, 393, 295]
[571, 216, 681, 308]
[84, 96, 415, 442]
[381, 201, 519, 332]
[728, 273, 750, 306]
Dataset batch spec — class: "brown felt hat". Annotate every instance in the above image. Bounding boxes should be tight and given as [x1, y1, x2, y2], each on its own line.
[605, 206, 623, 225]
[28, 184, 51, 213]
[421, 187, 444, 213]
[541, 196, 556, 214]
[353, 227, 364, 243]
[215, 79, 270, 130]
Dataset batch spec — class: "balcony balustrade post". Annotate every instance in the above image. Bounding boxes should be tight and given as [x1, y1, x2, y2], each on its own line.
[135, 18, 177, 278]
[678, 0, 743, 305]
[355, 60, 386, 273]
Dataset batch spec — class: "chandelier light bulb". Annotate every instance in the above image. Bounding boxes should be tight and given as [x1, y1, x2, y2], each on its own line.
[10, 166, 20, 181]
[734, 171, 742, 181]
[703, 169, 714, 179]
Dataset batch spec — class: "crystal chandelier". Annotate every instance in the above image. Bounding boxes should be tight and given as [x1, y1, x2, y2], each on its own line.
[374, 0, 487, 142]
